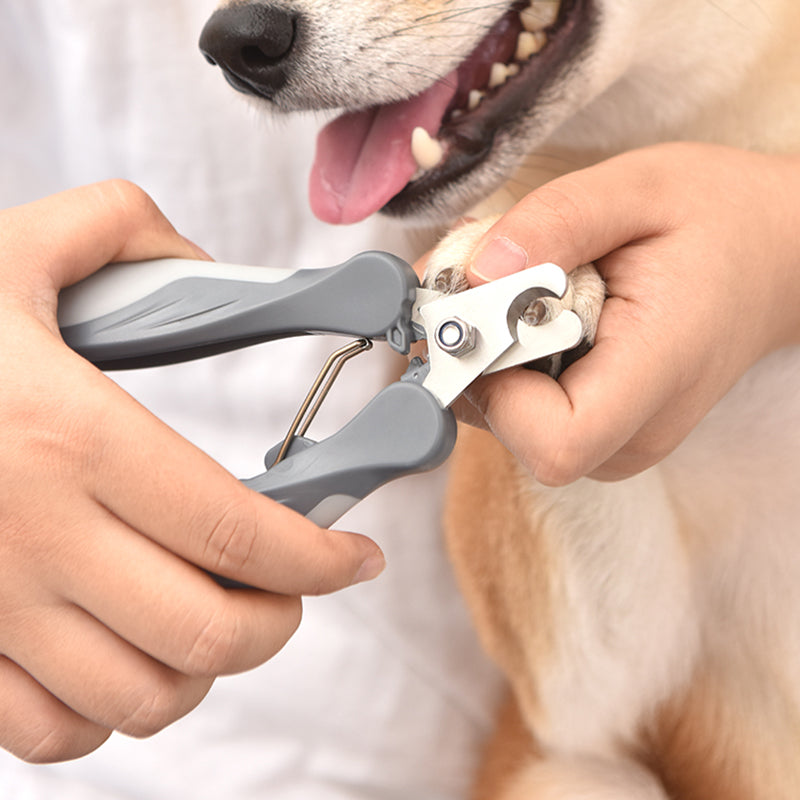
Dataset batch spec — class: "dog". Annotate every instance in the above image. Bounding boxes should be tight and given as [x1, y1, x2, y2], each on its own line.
[199, 2, 800, 797]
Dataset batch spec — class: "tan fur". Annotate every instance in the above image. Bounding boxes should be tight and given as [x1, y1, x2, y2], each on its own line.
[471, 693, 541, 800]
[640, 661, 800, 799]
[445, 427, 561, 730]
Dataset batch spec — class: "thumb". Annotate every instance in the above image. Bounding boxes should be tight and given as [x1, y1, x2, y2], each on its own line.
[466, 150, 664, 284]
[457, 150, 680, 482]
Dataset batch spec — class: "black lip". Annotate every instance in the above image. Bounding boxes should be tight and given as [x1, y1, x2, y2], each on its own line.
[383, 0, 594, 217]
[215, 61, 288, 101]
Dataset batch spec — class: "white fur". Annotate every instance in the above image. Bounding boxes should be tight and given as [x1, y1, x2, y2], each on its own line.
[505, 756, 670, 799]
[522, 472, 698, 756]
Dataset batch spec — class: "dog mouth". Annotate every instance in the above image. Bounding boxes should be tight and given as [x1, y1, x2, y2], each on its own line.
[310, 0, 593, 224]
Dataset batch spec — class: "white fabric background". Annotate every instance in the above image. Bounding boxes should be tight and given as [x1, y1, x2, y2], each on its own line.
[0, 1, 503, 797]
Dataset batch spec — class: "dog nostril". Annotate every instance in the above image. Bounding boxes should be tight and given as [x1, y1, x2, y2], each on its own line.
[199, 4, 298, 96]
[242, 44, 277, 70]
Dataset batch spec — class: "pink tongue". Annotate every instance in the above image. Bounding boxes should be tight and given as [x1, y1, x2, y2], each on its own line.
[309, 77, 457, 224]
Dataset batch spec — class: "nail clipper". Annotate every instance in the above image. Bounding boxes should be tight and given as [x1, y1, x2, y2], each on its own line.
[58, 252, 581, 528]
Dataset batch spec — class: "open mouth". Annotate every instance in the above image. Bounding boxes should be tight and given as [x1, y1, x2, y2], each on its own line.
[309, 0, 594, 224]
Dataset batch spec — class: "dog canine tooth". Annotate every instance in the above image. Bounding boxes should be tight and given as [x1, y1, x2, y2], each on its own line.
[520, 0, 560, 32]
[411, 126, 444, 170]
[515, 30, 547, 61]
[489, 62, 510, 89]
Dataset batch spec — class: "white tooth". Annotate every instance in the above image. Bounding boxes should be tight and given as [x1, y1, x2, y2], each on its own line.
[411, 126, 444, 170]
[488, 62, 510, 89]
[515, 30, 547, 61]
[506, 63, 520, 77]
[521, 0, 559, 32]
[468, 89, 485, 110]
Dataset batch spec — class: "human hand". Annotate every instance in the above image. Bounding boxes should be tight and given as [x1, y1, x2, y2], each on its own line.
[0, 182, 384, 762]
[425, 143, 800, 484]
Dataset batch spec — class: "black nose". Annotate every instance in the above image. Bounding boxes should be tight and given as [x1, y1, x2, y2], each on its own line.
[199, 4, 297, 99]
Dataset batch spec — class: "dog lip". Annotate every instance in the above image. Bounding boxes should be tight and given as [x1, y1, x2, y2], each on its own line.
[220, 67, 288, 101]
[383, 136, 492, 217]
[384, 0, 593, 217]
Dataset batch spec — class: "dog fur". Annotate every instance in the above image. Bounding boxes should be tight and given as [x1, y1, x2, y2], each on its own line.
[201, 2, 800, 796]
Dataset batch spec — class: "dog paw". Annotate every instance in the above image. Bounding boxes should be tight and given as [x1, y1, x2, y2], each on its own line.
[424, 218, 605, 376]
[424, 217, 499, 295]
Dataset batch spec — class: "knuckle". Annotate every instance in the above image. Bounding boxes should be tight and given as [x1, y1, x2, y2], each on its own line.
[199, 495, 259, 576]
[15, 720, 108, 764]
[18, 727, 78, 764]
[181, 606, 239, 677]
[102, 178, 155, 212]
[528, 181, 593, 255]
[98, 179, 169, 235]
[531, 436, 588, 488]
[304, 540, 346, 595]
[117, 680, 184, 738]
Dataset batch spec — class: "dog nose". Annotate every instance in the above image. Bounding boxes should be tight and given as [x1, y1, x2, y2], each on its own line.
[199, 4, 297, 98]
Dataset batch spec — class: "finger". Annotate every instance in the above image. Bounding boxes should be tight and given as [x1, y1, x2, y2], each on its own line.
[465, 149, 673, 284]
[413, 250, 431, 281]
[465, 300, 675, 485]
[0, 656, 110, 763]
[0, 180, 210, 296]
[46, 495, 304, 677]
[2, 601, 214, 739]
[60, 345, 385, 595]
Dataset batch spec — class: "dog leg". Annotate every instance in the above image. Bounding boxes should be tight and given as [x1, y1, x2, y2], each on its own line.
[474, 694, 668, 800]
[424, 217, 605, 375]
[444, 426, 699, 799]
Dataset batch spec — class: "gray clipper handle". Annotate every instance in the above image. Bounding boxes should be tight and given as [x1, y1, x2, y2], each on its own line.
[243, 378, 457, 528]
[58, 251, 419, 369]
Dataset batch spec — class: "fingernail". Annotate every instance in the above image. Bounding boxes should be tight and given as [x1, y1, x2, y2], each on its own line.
[353, 551, 386, 585]
[472, 236, 528, 282]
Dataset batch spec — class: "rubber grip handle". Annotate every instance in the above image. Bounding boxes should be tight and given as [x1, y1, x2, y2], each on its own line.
[58, 251, 419, 369]
[242, 379, 457, 528]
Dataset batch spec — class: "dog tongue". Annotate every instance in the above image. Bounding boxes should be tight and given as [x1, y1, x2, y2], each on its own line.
[309, 78, 456, 224]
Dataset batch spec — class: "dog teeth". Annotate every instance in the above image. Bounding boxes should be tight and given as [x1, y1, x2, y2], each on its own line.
[515, 30, 547, 61]
[468, 89, 485, 110]
[489, 62, 511, 89]
[411, 126, 444, 170]
[446, 0, 557, 120]
[520, 0, 560, 32]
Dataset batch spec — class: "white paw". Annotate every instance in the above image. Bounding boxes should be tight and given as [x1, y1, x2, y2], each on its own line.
[424, 218, 605, 375]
